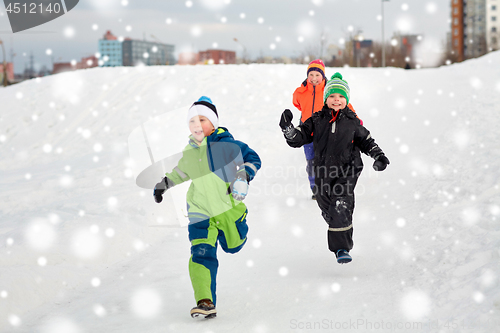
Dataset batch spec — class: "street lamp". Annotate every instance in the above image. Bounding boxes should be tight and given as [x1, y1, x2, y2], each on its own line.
[381, 0, 390, 67]
[233, 38, 248, 64]
[0, 39, 9, 87]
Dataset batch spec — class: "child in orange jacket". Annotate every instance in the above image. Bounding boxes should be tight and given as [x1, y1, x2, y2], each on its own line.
[292, 60, 358, 199]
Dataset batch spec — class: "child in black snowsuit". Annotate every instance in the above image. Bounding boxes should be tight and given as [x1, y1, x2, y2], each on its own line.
[279, 72, 390, 264]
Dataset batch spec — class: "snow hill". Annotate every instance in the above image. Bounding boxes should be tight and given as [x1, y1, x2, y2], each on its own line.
[1, 53, 500, 333]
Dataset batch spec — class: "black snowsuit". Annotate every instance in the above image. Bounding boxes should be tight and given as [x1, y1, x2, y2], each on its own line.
[285, 105, 385, 253]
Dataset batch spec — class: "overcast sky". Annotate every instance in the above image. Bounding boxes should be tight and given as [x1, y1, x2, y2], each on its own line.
[0, 0, 452, 73]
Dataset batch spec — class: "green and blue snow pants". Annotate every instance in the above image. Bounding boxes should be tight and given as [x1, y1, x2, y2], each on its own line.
[188, 203, 248, 305]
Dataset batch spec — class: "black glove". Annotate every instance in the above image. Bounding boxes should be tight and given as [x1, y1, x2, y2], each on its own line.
[373, 155, 390, 171]
[279, 109, 293, 129]
[153, 177, 171, 203]
[279, 109, 296, 139]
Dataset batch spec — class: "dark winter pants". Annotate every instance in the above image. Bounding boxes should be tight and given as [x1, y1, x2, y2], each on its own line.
[314, 166, 361, 253]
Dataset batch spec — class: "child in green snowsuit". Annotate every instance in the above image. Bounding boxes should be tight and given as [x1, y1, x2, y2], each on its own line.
[153, 96, 261, 319]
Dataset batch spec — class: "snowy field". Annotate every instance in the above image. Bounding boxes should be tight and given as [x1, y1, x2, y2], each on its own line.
[1, 53, 500, 333]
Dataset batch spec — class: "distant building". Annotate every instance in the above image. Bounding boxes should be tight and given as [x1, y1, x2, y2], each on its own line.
[52, 55, 98, 75]
[395, 34, 423, 61]
[98, 30, 175, 67]
[487, 0, 500, 51]
[122, 39, 175, 66]
[451, 0, 465, 61]
[198, 49, 236, 64]
[352, 38, 373, 67]
[177, 49, 236, 65]
[0, 62, 14, 83]
[451, 0, 488, 61]
[465, 0, 487, 58]
[98, 30, 123, 67]
[178, 52, 199, 65]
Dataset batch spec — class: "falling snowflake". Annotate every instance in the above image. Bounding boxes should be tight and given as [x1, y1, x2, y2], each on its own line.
[331, 283, 341, 293]
[425, 2, 437, 14]
[63, 26, 75, 38]
[105, 228, 115, 238]
[291, 225, 303, 238]
[25, 218, 57, 251]
[472, 291, 485, 303]
[399, 144, 410, 154]
[470, 77, 483, 90]
[71, 228, 103, 259]
[453, 129, 470, 149]
[191, 25, 202, 37]
[59, 175, 74, 188]
[37, 257, 48, 266]
[93, 304, 107, 317]
[130, 288, 162, 318]
[252, 238, 262, 248]
[297, 20, 316, 38]
[40, 317, 81, 333]
[400, 290, 431, 320]
[279, 267, 289, 277]
[286, 197, 296, 207]
[462, 207, 480, 226]
[91, 277, 101, 287]
[396, 218, 406, 228]
[8, 314, 21, 327]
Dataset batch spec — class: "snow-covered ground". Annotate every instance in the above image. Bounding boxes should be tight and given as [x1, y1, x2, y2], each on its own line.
[1, 53, 500, 333]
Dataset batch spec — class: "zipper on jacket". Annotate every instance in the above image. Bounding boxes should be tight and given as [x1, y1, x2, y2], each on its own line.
[312, 85, 316, 117]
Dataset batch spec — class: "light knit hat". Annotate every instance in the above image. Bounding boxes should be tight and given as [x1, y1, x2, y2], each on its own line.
[324, 72, 350, 104]
[186, 96, 219, 129]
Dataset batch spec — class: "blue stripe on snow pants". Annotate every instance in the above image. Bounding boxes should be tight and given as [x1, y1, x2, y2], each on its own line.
[188, 203, 248, 306]
[303, 142, 315, 191]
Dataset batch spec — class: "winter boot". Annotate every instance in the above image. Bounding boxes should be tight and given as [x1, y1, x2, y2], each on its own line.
[190, 299, 217, 319]
[336, 249, 352, 264]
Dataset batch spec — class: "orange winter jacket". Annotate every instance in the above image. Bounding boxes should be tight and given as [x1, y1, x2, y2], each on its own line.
[293, 79, 359, 124]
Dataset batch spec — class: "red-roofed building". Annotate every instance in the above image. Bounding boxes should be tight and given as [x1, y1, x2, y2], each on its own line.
[52, 55, 98, 74]
[0, 62, 14, 83]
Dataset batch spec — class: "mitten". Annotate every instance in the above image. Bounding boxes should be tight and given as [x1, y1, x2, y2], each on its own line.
[279, 109, 296, 139]
[228, 171, 250, 201]
[373, 155, 390, 171]
[153, 177, 171, 203]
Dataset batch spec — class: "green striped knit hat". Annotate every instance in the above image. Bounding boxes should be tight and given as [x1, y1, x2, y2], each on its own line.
[324, 72, 350, 104]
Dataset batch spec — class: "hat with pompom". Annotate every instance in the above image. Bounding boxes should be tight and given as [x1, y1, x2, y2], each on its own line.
[307, 59, 326, 79]
[186, 96, 219, 129]
[324, 72, 350, 104]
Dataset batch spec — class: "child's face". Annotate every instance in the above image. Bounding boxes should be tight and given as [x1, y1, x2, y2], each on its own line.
[189, 115, 215, 142]
[326, 93, 347, 111]
[307, 71, 323, 86]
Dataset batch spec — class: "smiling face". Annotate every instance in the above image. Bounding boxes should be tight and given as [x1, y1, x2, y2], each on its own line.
[325, 93, 347, 111]
[307, 71, 323, 86]
[189, 115, 215, 142]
